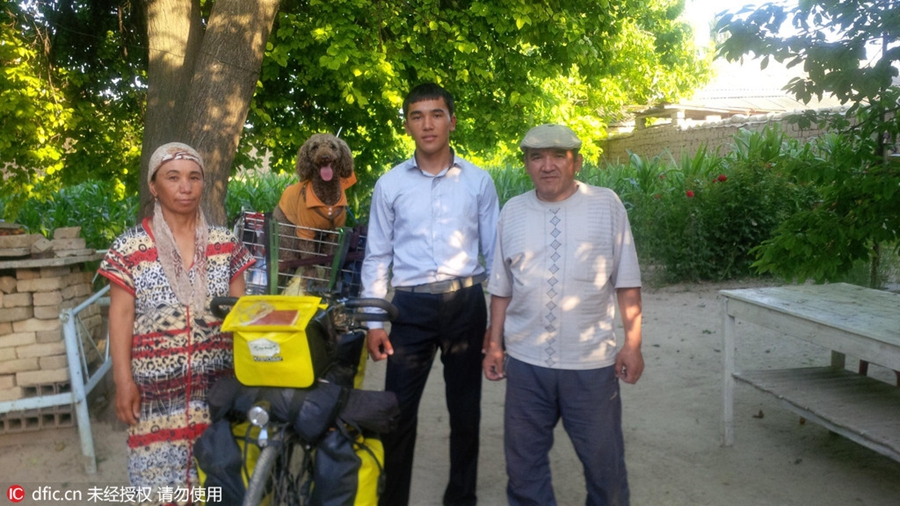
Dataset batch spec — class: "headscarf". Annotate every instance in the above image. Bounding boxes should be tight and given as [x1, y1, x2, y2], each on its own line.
[148, 142, 205, 184]
[148, 142, 210, 313]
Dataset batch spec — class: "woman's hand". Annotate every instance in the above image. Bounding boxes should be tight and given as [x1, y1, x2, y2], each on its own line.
[115, 378, 141, 425]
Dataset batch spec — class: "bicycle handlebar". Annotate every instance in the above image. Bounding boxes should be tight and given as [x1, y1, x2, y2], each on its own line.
[342, 297, 399, 322]
[209, 296, 398, 322]
[210, 297, 238, 320]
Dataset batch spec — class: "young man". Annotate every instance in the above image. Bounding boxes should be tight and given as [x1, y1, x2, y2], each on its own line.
[483, 124, 644, 506]
[361, 83, 500, 506]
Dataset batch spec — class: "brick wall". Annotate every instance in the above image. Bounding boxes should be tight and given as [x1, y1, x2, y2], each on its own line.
[0, 262, 101, 404]
[599, 112, 833, 165]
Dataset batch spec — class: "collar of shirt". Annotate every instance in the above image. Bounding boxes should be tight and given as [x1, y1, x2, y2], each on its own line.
[407, 148, 458, 178]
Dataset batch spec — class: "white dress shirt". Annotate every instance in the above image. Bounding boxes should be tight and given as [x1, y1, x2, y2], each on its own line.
[361, 152, 499, 328]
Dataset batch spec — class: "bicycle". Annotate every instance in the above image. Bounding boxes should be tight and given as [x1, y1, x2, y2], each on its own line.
[208, 293, 398, 506]
[201, 211, 397, 506]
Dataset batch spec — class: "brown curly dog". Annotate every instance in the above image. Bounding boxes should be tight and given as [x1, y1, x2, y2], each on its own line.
[273, 133, 356, 292]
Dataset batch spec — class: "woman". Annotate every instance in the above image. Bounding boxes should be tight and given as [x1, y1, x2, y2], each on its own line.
[99, 142, 254, 494]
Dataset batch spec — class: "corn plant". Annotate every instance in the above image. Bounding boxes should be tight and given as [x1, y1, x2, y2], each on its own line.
[225, 170, 297, 224]
[669, 144, 726, 191]
[487, 163, 532, 207]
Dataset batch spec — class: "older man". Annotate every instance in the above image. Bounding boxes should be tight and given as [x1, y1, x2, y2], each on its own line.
[483, 124, 644, 506]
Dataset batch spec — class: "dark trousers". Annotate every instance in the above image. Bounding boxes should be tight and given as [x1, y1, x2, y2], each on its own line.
[378, 284, 486, 506]
[504, 358, 629, 506]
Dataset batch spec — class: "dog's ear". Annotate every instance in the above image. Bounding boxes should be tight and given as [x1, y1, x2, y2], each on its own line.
[336, 137, 354, 178]
[296, 140, 313, 181]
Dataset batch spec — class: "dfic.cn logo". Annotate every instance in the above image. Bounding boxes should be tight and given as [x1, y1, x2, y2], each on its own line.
[7, 485, 25, 503]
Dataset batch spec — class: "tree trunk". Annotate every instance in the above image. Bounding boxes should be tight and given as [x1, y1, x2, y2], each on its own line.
[139, 0, 281, 225]
[139, 0, 203, 219]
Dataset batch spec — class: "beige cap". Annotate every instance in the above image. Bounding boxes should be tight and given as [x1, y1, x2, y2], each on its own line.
[148, 142, 205, 184]
[519, 124, 582, 151]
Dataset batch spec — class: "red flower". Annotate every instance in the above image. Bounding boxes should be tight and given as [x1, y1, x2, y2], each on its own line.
[717, 174, 728, 182]
[686, 190, 695, 198]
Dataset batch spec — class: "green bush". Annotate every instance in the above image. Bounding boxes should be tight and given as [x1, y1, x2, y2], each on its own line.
[13, 180, 139, 250]
[629, 127, 818, 282]
[751, 130, 900, 286]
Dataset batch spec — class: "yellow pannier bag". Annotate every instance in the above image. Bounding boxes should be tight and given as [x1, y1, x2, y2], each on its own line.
[221, 295, 329, 388]
[354, 435, 385, 505]
[309, 429, 386, 506]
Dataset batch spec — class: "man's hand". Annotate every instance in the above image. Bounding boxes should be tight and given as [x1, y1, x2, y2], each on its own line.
[482, 340, 506, 381]
[366, 328, 393, 361]
[615, 287, 643, 384]
[483, 295, 510, 380]
[615, 343, 644, 384]
[115, 379, 141, 426]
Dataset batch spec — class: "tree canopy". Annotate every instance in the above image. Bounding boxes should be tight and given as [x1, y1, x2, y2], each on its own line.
[716, 0, 900, 284]
[1, 0, 709, 226]
[1, 1, 145, 217]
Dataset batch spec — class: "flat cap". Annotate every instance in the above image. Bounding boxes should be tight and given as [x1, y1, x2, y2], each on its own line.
[519, 124, 582, 151]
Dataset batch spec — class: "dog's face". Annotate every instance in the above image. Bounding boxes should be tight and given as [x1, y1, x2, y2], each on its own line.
[296, 133, 354, 183]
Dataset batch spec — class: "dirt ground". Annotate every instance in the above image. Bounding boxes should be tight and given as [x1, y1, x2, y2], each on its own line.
[3, 280, 900, 505]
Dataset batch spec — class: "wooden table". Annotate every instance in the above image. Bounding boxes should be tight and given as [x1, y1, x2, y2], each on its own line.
[720, 283, 900, 462]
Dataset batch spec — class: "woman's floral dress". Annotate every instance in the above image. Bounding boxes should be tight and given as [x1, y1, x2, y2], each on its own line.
[99, 218, 254, 490]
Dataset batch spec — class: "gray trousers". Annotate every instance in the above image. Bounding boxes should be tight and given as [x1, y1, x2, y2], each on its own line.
[504, 357, 629, 506]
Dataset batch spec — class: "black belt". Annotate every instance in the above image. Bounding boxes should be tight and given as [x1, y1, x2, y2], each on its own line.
[394, 274, 486, 294]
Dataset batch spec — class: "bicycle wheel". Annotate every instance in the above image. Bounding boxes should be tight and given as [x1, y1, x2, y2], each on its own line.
[242, 441, 308, 506]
